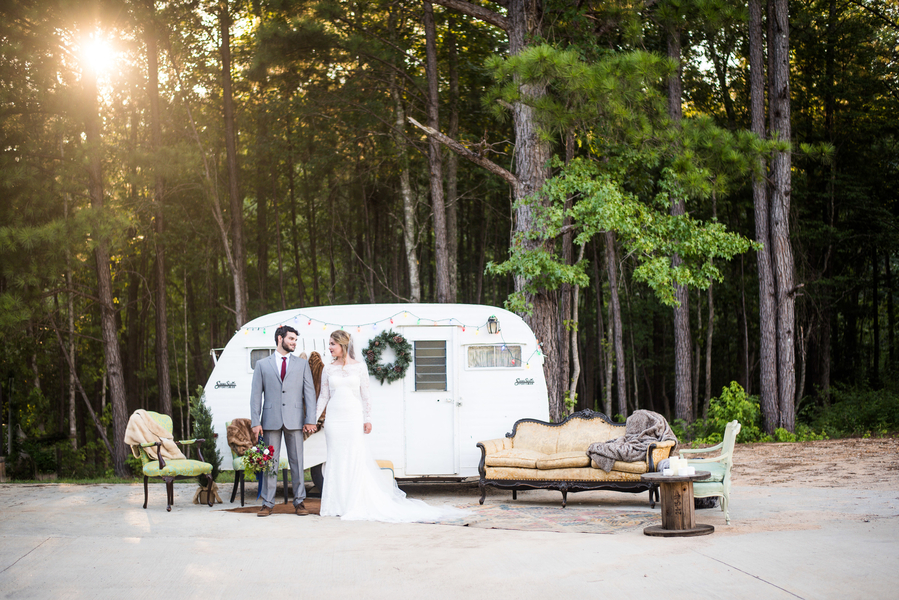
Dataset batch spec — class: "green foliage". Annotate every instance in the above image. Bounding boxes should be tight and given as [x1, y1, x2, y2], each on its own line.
[679, 382, 828, 444]
[806, 386, 899, 438]
[190, 386, 222, 486]
[489, 158, 757, 313]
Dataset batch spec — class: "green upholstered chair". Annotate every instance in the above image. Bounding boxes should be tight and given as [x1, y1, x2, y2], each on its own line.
[225, 421, 290, 507]
[129, 411, 213, 512]
[679, 420, 741, 524]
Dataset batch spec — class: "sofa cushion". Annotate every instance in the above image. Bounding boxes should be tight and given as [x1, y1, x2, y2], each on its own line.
[555, 419, 623, 453]
[485, 466, 643, 482]
[535, 452, 591, 470]
[511, 422, 560, 455]
[484, 449, 547, 469]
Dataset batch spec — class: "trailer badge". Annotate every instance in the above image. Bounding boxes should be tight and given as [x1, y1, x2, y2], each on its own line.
[214, 381, 237, 389]
[514, 378, 534, 386]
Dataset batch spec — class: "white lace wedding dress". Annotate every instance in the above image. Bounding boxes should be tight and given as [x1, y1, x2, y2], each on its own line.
[315, 361, 467, 523]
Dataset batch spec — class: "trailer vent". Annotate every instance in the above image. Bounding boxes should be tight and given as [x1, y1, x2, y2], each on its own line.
[414, 341, 447, 391]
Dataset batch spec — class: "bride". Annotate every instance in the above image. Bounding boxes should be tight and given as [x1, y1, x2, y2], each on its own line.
[315, 329, 467, 523]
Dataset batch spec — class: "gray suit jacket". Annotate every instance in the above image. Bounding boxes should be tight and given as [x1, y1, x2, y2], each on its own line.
[250, 352, 317, 431]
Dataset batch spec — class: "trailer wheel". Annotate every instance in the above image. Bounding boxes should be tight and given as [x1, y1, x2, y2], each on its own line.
[311, 463, 325, 490]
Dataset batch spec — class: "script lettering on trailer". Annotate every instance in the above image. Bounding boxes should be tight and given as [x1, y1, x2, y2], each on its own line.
[514, 378, 535, 386]
[214, 381, 237, 389]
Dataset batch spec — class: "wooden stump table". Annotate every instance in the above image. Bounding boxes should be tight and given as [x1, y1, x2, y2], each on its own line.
[640, 472, 715, 537]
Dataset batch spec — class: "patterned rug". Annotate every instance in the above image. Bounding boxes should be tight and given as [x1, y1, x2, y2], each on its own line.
[435, 503, 660, 535]
[224, 500, 659, 534]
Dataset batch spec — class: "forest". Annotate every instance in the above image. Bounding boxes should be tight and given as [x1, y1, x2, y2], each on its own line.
[1, 0, 898, 479]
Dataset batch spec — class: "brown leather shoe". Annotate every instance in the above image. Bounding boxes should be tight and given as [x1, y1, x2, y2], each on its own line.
[257, 505, 274, 517]
[295, 502, 309, 516]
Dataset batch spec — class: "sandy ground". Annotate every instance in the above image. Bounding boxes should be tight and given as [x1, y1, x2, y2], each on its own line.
[731, 437, 899, 489]
[1, 439, 898, 598]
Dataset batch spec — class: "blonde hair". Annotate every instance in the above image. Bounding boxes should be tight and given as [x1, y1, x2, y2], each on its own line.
[330, 330, 354, 362]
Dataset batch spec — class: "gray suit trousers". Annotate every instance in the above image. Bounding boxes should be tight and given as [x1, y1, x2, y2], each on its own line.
[261, 426, 305, 508]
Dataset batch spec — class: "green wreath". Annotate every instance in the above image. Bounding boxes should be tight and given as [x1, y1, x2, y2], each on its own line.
[363, 329, 413, 385]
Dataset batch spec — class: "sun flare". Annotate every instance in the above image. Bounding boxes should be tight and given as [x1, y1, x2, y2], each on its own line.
[81, 39, 114, 74]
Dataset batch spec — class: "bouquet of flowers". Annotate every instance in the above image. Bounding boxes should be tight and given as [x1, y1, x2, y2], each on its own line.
[242, 437, 277, 479]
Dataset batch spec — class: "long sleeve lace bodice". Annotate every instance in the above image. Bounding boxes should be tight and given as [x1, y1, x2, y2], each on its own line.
[315, 361, 372, 423]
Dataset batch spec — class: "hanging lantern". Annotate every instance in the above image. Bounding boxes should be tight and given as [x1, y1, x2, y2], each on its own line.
[487, 315, 499, 335]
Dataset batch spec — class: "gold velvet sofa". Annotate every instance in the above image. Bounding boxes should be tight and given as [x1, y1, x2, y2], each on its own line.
[477, 409, 676, 507]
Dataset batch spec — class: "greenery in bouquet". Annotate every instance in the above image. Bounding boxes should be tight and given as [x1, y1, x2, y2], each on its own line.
[243, 439, 277, 479]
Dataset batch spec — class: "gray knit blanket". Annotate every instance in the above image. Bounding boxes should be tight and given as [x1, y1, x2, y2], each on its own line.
[586, 410, 678, 472]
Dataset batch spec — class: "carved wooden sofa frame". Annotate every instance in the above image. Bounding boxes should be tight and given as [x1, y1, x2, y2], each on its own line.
[477, 409, 671, 508]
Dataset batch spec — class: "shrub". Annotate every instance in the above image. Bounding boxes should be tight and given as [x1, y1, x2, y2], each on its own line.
[190, 386, 222, 486]
[808, 385, 899, 437]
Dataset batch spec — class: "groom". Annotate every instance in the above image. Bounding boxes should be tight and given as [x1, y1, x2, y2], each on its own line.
[250, 325, 318, 517]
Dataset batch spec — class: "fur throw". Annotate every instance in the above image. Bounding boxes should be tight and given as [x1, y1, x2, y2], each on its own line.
[226, 418, 255, 457]
[586, 410, 678, 472]
[304, 351, 325, 440]
[124, 409, 186, 461]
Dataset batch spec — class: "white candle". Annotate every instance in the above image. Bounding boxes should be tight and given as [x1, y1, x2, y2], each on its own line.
[663, 468, 674, 476]
[678, 467, 690, 476]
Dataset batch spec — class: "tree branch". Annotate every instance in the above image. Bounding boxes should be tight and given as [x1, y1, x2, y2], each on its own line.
[430, 0, 510, 31]
[407, 116, 517, 185]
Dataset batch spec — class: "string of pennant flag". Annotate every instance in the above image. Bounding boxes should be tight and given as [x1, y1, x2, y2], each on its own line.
[239, 309, 544, 368]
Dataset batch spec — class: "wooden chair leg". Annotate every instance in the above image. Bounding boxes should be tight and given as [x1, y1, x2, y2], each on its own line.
[240, 472, 245, 507]
[478, 481, 486, 505]
[512, 490, 517, 500]
[165, 477, 174, 512]
[143, 476, 149, 509]
[230, 474, 240, 503]
[283, 468, 289, 504]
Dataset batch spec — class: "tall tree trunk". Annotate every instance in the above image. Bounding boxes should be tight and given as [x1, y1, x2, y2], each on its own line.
[568, 245, 586, 413]
[255, 90, 270, 304]
[390, 76, 421, 302]
[83, 56, 129, 477]
[559, 134, 575, 413]
[273, 175, 286, 310]
[592, 243, 607, 414]
[147, 12, 172, 417]
[668, 25, 693, 424]
[220, 0, 248, 327]
[507, 0, 561, 419]
[740, 255, 751, 394]
[446, 14, 460, 299]
[770, 0, 795, 430]
[888, 255, 895, 370]
[285, 115, 307, 306]
[429, 0, 559, 416]
[605, 231, 627, 418]
[873, 250, 880, 385]
[751, 0, 780, 432]
[423, 1, 451, 303]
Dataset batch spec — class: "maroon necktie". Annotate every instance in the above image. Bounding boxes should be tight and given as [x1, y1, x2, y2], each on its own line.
[280, 356, 287, 381]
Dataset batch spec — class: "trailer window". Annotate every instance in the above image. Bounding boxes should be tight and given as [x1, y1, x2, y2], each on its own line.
[249, 348, 274, 370]
[414, 341, 447, 391]
[467, 345, 522, 368]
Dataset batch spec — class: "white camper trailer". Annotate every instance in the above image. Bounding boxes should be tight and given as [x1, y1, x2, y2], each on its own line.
[204, 303, 548, 479]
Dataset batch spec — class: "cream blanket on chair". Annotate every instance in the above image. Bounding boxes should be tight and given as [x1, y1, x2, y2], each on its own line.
[124, 409, 186, 461]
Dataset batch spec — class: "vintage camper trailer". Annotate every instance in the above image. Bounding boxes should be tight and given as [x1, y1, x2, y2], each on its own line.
[204, 303, 548, 479]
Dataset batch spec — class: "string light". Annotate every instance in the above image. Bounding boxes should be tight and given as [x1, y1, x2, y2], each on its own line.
[240, 310, 547, 368]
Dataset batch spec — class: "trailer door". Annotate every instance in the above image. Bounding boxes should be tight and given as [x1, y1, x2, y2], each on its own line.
[403, 327, 456, 475]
